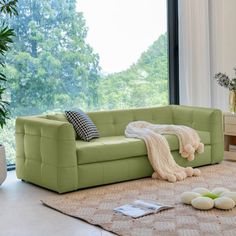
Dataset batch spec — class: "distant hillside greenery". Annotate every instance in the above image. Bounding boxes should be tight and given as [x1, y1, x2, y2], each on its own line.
[99, 33, 168, 109]
[0, 0, 168, 165]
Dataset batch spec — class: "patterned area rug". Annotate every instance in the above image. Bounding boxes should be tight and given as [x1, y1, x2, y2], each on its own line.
[41, 161, 236, 236]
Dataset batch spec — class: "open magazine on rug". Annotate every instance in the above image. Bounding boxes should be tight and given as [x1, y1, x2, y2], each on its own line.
[114, 199, 173, 218]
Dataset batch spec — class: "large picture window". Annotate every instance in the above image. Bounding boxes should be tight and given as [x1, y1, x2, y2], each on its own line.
[0, 0, 178, 166]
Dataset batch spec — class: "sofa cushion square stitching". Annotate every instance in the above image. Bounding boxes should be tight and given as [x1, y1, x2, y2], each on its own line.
[65, 110, 99, 141]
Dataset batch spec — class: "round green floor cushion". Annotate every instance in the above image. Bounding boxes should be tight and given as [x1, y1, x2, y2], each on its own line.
[181, 187, 236, 210]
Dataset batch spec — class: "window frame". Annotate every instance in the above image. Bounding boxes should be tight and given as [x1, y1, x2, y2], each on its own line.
[168, 0, 179, 105]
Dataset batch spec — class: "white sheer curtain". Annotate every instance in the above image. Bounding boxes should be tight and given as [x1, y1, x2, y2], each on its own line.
[178, 0, 236, 111]
[178, 0, 212, 107]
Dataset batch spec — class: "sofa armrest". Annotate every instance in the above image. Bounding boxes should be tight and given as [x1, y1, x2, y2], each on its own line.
[15, 117, 78, 193]
[171, 105, 224, 164]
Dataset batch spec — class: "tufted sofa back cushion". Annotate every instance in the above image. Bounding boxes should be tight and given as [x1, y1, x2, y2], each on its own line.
[87, 106, 173, 137]
[46, 106, 173, 138]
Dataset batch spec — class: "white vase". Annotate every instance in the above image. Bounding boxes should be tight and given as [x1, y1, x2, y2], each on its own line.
[0, 145, 7, 185]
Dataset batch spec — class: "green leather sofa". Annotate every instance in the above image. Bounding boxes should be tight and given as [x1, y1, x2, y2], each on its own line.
[15, 105, 224, 193]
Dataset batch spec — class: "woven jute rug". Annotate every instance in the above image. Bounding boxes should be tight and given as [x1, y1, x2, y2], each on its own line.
[42, 161, 236, 236]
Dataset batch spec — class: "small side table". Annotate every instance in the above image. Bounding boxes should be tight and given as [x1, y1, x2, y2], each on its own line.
[224, 113, 236, 160]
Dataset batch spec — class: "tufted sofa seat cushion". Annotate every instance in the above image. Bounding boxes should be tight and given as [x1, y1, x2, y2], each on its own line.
[76, 131, 210, 165]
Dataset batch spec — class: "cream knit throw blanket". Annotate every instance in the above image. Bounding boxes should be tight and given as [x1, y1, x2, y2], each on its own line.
[125, 121, 204, 182]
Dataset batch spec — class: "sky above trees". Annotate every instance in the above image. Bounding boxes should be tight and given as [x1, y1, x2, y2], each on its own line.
[77, 0, 167, 73]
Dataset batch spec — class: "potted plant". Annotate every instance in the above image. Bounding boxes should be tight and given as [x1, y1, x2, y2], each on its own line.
[214, 69, 236, 114]
[0, 0, 18, 185]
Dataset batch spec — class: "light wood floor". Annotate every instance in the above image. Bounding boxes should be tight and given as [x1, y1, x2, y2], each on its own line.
[0, 171, 114, 236]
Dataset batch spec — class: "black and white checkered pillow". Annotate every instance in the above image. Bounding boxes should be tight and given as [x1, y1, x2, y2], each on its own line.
[65, 110, 99, 141]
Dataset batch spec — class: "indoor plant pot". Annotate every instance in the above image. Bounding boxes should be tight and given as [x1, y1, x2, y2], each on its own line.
[0, 144, 7, 185]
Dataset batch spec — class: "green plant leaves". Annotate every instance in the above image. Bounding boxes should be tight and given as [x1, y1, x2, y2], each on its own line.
[0, 0, 18, 16]
[0, 0, 17, 128]
[0, 26, 14, 61]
